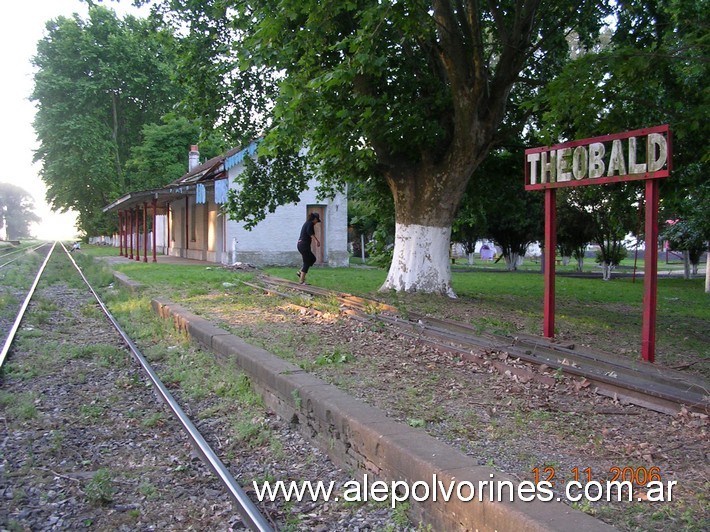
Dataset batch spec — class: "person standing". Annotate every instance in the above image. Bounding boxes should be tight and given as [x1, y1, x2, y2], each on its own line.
[297, 212, 321, 284]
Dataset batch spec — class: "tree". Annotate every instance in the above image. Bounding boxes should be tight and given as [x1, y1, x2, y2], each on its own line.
[662, 180, 710, 279]
[686, 182, 710, 291]
[662, 219, 705, 277]
[152, 0, 610, 295]
[31, 6, 184, 235]
[125, 116, 226, 191]
[475, 148, 543, 270]
[0, 183, 41, 240]
[557, 191, 597, 271]
[565, 184, 638, 280]
[535, 0, 709, 280]
[452, 192, 487, 266]
[347, 178, 396, 264]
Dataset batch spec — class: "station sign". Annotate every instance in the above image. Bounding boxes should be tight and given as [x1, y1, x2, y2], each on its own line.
[525, 124, 671, 190]
[524, 124, 672, 363]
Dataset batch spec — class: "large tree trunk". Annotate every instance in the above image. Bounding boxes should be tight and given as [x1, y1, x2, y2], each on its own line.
[378, 162, 471, 297]
[382, 223, 456, 296]
[372, 0, 539, 296]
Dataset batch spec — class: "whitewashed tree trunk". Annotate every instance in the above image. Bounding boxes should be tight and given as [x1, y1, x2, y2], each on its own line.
[503, 252, 520, 271]
[577, 256, 584, 272]
[705, 251, 710, 293]
[562, 256, 570, 266]
[468, 252, 474, 265]
[381, 223, 456, 297]
[601, 262, 613, 280]
[683, 250, 691, 280]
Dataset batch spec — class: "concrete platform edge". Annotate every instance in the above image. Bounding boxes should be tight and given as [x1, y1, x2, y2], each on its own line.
[150, 296, 615, 531]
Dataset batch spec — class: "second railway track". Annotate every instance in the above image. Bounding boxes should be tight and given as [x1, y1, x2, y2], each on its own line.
[255, 275, 709, 416]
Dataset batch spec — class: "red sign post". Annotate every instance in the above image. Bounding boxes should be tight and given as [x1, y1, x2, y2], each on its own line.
[525, 125, 672, 362]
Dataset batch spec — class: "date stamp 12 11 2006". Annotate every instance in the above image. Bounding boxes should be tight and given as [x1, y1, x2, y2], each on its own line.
[532, 466, 677, 502]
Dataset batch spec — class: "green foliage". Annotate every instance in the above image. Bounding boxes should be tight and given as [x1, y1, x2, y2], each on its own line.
[474, 149, 544, 270]
[365, 227, 394, 268]
[564, 184, 639, 269]
[557, 193, 597, 268]
[536, 0, 709, 253]
[84, 468, 114, 505]
[452, 195, 487, 256]
[662, 179, 710, 268]
[125, 116, 226, 191]
[2, 392, 38, 420]
[223, 150, 310, 230]
[151, 0, 610, 292]
[314, 348, 353, 366]
[594, 246, 628, 267]
[662, 218, 707, 266]
[31, 6, 185, 235]
[348, 179, 395, 260]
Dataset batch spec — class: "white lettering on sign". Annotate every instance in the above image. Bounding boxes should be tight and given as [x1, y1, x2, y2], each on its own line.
[589, 142, 605, 179]
[525, 126, 671, 189]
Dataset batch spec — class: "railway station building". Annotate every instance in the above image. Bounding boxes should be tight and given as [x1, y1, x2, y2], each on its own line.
[102, 142, 349, 268]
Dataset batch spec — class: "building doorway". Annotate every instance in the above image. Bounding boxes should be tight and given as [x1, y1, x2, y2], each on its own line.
[309, 205, 325, 264]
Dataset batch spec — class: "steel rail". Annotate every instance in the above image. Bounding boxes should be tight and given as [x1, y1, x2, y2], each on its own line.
[256, 275, 709, 415]
[0, 242, 55, 368]
[0, 241, 36, 258]
[374, 312, 709, 414]
[0, 242, 51, 269]
[0, 245, 29, 261]
[64, 244, 273, 532]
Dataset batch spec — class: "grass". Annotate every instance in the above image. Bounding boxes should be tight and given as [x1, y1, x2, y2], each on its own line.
[264, 264, 708, 369]
[0, 391, 38, 420]
[265, 263, 705, 311]
[78, 244, 708, 372]
[84, 468, 114, 505]
[76, 245, 708, 530]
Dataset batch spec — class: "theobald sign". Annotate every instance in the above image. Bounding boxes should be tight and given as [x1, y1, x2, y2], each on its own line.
[525, 124, 671, 190]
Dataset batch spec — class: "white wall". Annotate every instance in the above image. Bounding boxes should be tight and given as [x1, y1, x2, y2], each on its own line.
[225, 168, 348, 267]
[102, 147, 349, 268]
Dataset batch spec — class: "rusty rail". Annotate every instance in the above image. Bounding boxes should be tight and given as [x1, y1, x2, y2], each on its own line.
[255, 275, 709, 416]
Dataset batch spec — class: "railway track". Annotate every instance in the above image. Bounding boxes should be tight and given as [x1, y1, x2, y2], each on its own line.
[255, 275, 709, 416]
[2, 246, 412, 531]
[34, 258, 702, 531]
[1, 243, 272, 531]
[0, 241, 50, 269]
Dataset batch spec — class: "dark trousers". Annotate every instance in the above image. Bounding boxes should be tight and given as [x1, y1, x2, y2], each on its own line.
[298, 241, 317, 273]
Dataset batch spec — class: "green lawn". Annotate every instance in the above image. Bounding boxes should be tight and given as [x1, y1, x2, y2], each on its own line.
[80, 244, 709, 376]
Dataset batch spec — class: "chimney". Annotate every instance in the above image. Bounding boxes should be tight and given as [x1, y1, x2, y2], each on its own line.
[188, 145, 200, 171]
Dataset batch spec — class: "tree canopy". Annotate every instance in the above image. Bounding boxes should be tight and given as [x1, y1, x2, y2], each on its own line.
[30, 0, 707, 292]
[31, 5, 186, 235]
[125, 115, 226, 191]
[151, 0, 611, 295]
[537, 0, 709, 265]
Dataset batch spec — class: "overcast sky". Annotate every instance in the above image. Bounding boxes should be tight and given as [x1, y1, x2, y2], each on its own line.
[0, 0, 147, 240]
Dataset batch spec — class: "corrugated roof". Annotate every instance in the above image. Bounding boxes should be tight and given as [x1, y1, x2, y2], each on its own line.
[103, 141, 259, 213]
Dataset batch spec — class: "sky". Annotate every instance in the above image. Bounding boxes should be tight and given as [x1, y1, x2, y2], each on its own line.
[0, 0, 148, 241]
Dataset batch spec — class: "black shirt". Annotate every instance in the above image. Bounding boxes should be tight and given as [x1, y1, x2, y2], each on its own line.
[299, 220, 315, 246]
